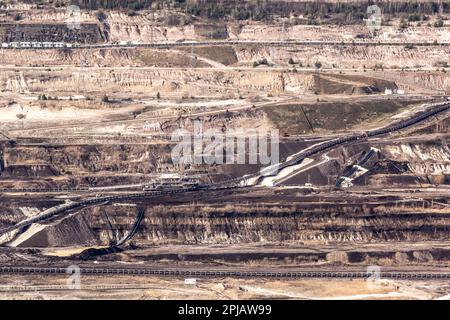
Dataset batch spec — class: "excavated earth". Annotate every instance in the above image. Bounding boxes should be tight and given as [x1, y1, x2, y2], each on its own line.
[0, 4, 450, 299]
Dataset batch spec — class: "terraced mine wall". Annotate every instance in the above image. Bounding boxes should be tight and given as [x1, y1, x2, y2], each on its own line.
[1, 44, 450, 72]
[0, 135, 448, 188]
[2, 144, 176, 175]
[0, 140, 262, 188]
[0, 67, 400, 102]
[8, 197, 449, 248]
[138, 207, 450, 244]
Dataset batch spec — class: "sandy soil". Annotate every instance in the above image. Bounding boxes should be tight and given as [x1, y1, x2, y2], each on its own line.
[0, 274, 447, 300]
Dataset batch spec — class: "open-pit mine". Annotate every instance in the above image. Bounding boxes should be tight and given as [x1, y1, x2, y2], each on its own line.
[0, 0, 449, 301]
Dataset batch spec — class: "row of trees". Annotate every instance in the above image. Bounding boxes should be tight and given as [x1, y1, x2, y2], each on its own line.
[31, 1, 449, 22]
[69, 0, 152, 10]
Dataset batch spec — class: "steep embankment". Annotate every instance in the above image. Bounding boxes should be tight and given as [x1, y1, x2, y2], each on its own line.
[8, 198, 450, 248]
